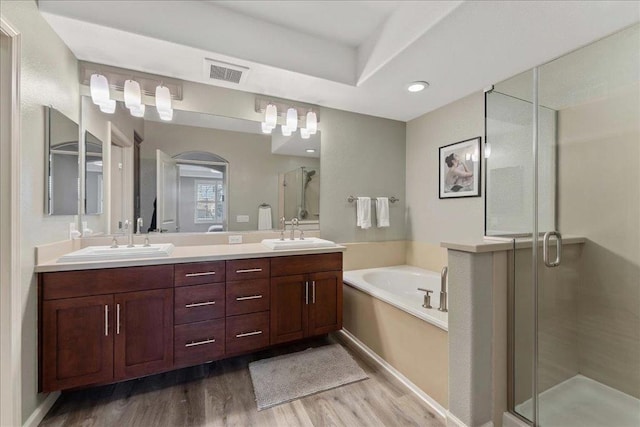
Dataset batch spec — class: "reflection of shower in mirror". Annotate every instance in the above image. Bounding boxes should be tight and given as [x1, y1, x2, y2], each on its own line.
[282, 166, 320, 222]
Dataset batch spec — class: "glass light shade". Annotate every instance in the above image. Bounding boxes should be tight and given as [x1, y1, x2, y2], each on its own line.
[300, 127, 310, 139]
[281, 125, 292, 136]
[261, 122, 273, 134]
[306, 111, 317, 134]
[98, 99, 116, 114]
[124, 79, 142, 109]
[155, 85, 172, 113]
[472, 152, 479, 162]
[286, 108, 298, 132]
[484, 143, 492, 158]
[130, 104, 145, 118]
[465, 152, 472, 161]
[265, 104, 277, 128]
[158, 108, 173, 121]
[90, 74, 110, 106]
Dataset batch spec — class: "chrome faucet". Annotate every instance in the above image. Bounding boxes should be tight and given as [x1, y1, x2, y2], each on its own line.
[290, 217, 299, 240]
[438, 266, 448, 312]
[280, 216, 286, 241]
[417, 288, 433, 309]
[124, 220, 134, 248]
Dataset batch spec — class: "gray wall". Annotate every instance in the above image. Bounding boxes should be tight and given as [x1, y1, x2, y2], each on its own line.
[406, 91, 485, 245]
[319, 107, 406, 243]
[2, 0, 80, 422]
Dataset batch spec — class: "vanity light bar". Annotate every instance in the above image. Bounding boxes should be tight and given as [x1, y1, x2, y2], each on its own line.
[80, 62, 183, 100]
[254, 98, 319, 125]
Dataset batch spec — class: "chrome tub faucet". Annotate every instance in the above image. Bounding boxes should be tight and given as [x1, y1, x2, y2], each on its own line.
[439, 266, 448, 312]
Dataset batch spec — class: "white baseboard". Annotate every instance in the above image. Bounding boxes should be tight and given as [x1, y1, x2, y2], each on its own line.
[446, 412, 494, 427]
[502, 411, 529, 427]
[334, 329, 447, 422]
[23, 392, 60, 427]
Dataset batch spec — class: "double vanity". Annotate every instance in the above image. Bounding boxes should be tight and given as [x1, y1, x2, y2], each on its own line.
[36, 242, 344, 393]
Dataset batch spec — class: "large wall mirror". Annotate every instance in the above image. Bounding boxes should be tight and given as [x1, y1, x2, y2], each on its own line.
[81, 98, 320, 235]
[45, 106, 79, 215]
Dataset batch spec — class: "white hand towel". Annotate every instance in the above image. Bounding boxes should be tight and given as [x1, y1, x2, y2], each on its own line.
[356, 197, 371, 229]
[258, 206, 272, 230]
[375, 197, 390, 228]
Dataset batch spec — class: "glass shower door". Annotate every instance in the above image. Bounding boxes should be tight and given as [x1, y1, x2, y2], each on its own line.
[535, 24, 640, 427]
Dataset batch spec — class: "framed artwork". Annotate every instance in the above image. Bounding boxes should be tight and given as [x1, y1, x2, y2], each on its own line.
[439, 136, 481, 199]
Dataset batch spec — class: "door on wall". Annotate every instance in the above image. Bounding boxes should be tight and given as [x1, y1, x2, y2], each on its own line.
[156, 149, 178, 232]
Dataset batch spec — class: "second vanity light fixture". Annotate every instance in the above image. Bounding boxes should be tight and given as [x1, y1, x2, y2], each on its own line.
[89, 73, 174, 121]
[260, 101, 319, 140]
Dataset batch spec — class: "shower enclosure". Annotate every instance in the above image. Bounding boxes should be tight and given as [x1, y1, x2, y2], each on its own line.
[282, 166, 320, 223]
[486, 24, 640, 426]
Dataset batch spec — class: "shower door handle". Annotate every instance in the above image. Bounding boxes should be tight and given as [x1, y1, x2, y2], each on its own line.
[543, 231, 562, 268]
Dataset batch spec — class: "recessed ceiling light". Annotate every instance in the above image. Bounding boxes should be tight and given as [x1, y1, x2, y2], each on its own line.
[306, 149, 316, 153]
[406, 81, 429, 93]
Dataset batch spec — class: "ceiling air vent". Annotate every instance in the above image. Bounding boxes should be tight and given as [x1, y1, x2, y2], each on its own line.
[203, 59, 249, 85]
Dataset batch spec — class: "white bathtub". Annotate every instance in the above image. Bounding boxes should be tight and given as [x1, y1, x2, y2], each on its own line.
[343, 265, 448, 331]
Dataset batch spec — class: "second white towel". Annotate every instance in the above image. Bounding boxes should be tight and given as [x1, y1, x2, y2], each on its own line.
[356, 197, 371, 229]
[375, 197, 390, 228]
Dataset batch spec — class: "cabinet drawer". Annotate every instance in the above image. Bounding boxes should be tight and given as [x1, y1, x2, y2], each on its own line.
[226, 259, 270, 281]
[226, 312, 270, 355]
[174, 284, 225, 324]
[174, 320, 225, 368]
[42, 265, 174, 300]
[270, 253, 342, 277]
[226, 279, 270, 316]
[175, 261, 225, 286]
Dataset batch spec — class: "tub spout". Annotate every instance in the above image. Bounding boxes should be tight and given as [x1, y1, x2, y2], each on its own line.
[439, 266, 448, 312]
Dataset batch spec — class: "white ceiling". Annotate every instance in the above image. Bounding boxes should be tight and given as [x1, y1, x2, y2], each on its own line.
[39, 0, 639, 122]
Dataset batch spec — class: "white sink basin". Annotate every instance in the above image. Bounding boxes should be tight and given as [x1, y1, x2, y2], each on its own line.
[261, 237, 337, 250]
[57, 243, 175, 263]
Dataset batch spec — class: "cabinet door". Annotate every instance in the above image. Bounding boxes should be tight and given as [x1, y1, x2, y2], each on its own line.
[308, 271, 343, 336]
[270, 274, 308, 344]
[42, 295, 114, 392]
[114, 289, 173, 380]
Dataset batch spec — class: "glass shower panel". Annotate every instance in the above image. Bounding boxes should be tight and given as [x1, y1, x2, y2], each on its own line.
[486, 72, 556, 237]
[535, 24, 640, 426]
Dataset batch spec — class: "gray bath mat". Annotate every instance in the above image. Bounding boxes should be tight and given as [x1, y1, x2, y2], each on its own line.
[248, 343, 368, 410]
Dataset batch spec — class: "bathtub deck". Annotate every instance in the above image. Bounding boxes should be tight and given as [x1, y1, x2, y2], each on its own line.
[39, 336, 445, 427]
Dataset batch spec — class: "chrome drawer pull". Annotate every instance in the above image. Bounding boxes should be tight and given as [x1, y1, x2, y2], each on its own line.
[235, 268, 263, 274]
[185, 271, 216, 277]
[185, 338, 216, 347]
[236, 330, 263, 338]
[236, 295, 263, 301]
[185, 301, 216, 308]
[116, 303, 121, 335]
[104, 305, 109, 336]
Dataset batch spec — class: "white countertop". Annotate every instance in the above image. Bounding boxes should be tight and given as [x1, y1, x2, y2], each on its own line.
[440, 235, 586, 253]
[35, 243, 346, 273]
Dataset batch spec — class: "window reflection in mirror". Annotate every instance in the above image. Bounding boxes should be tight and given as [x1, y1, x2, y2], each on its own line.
[84, 131, 103, 215]
[46, 107, 79, 215]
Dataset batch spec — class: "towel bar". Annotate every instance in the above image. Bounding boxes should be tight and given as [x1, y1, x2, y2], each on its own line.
[347, 196, 399, 203]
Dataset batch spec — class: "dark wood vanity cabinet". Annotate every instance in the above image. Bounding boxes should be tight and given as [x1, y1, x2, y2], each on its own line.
[270, 253, 343, 345]
[39, 252, 342, 392]
[40, 265, 174, 392]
